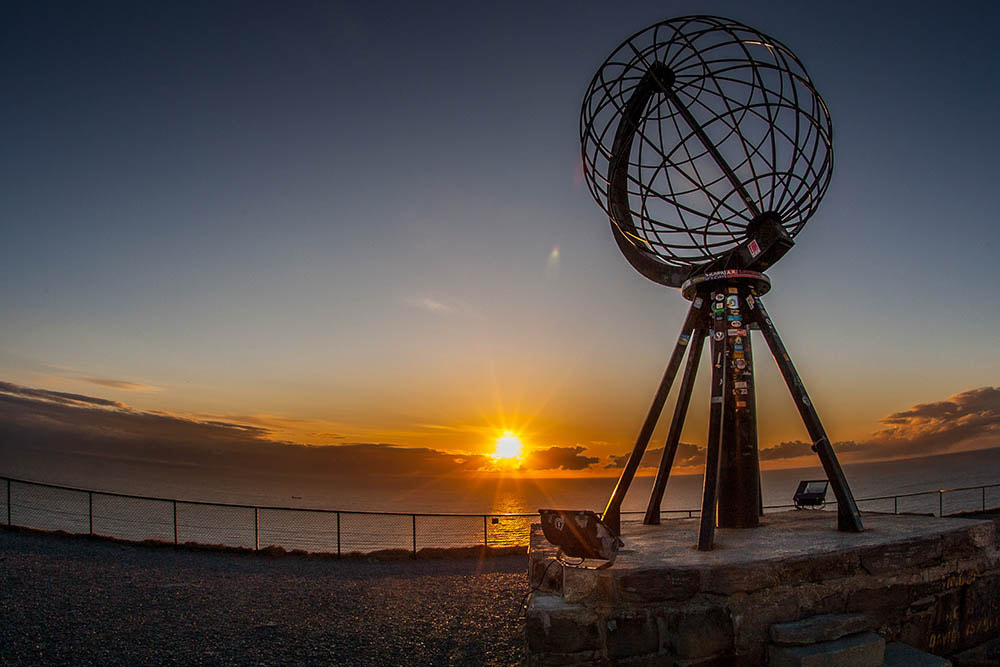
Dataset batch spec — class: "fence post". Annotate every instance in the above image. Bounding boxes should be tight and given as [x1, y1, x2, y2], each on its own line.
[88, 491, 93, 535]
[173, 500, 178, 544]
[254, 507, 259, 551]
[412, 514, 417, 556]
[336, 512, 341, 559]
[483, 515, 488, 548]
[939, 490, 943, 517]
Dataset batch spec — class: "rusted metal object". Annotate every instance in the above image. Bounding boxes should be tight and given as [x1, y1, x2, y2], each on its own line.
[538, 509, 622, 566]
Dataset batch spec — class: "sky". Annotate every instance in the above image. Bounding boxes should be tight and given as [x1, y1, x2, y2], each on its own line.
[2, 1, 1000, 480]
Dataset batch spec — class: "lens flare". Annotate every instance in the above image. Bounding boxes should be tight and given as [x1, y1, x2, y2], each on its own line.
[546, 245, 561, 278]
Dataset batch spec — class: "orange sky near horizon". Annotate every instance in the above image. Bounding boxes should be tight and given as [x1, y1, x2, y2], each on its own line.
[5, 366, 997, 481]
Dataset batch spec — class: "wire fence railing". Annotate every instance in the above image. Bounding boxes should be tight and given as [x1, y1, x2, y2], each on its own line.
[1, 476, 998, 557]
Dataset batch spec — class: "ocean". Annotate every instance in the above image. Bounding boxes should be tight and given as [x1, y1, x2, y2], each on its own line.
[2, 447, 998, 554]
[3, 445, 998, 516]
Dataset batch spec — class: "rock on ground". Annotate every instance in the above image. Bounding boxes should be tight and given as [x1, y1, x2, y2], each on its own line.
[0, 528, 527, 665]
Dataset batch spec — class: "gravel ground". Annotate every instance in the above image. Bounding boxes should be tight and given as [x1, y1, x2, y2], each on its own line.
[0, 528, 528, 665]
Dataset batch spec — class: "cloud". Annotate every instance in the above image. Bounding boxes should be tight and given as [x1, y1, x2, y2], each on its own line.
[80, 377, 161, 392]
[605, 443, 704, 469]
[758, 440, 863, 461]
[416, 423, 463, 432]
[599, 387, 1000, 466]
[0, 381, 492, 478]
[521, 446, 598, 471]
[0, 380, 127, 409]
[406, 296, 452, 313]
[5, 380, 996, 481]
[864, 387, 1000, 457]
[756, 387, 1000, 462]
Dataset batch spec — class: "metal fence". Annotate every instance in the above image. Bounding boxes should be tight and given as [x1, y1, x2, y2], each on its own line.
[1, 476, 998, 556]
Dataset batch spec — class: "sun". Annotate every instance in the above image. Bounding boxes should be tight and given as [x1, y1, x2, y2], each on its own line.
[492, 432, 523, 460]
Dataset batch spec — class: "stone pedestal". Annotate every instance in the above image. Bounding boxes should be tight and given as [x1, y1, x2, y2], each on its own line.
[525, 511, 1000, 665]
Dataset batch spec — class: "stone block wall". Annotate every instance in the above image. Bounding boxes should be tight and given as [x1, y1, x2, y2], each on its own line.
[525, 515, 1000, 665]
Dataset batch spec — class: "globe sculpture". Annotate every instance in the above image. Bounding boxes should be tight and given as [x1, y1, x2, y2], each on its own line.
[540, 16, 863, 560]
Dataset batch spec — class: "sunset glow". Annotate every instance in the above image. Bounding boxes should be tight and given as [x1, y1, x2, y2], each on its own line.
[493, 432, 523, 460]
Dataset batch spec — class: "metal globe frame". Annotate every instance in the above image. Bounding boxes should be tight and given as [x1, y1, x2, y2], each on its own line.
[540, 16, 863, 562]
[580, 15, 834, 287]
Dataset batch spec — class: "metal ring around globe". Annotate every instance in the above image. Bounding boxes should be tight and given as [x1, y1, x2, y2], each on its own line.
[679, 270, 771, 300]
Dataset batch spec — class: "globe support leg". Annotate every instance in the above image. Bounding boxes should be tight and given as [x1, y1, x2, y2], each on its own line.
[601, 299, 706, 536]
[643, 327, 706, 524]
[698, 312, 728, 550]
[749, 294, 864, 533]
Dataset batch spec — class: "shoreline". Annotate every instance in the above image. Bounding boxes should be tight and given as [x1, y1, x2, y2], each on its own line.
[0, 522, 528, 562]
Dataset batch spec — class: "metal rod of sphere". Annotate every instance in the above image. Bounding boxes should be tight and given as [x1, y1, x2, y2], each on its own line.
[667, 91, 761, 219]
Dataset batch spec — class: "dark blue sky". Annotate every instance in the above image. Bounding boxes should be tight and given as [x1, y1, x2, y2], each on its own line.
[2, 1, 999, 463]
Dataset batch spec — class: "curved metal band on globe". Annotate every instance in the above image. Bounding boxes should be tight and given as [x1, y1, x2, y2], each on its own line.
[680, 270, 771, 301]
